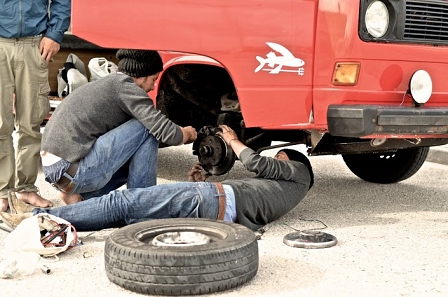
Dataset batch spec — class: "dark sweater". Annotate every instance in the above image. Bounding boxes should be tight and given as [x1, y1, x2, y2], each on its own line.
[42, 73, 183, 162]
[223, 148, 311, 231]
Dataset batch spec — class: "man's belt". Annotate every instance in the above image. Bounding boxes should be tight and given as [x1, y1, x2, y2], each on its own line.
[51, 162, 79, 194]
[213, 182, 226, 220]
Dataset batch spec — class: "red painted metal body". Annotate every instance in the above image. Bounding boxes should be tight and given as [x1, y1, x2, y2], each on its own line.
[71, 0, 448, 133]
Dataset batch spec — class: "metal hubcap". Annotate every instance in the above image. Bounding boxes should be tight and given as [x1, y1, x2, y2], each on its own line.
[152, 231, 211, 247]
[283, 230, 337, 249]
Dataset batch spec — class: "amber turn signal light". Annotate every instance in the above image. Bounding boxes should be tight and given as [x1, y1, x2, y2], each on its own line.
[332, 63, 360, 86]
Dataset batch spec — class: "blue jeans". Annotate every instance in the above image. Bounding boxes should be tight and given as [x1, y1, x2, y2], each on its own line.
[70, 119, 158, 199]
[35, 182, 221, 231]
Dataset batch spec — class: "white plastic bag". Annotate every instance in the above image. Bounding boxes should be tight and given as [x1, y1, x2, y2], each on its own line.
[3, 213, 78, 258]
[0, 251, 40, 279]
[88, 57, 118, 82]
[57, 53, 89, 98]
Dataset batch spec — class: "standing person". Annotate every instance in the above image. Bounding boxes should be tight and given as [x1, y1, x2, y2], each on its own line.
[0, 0, 71, 212]
[40, 49, 197, 205]
[1, 125, 314, 232]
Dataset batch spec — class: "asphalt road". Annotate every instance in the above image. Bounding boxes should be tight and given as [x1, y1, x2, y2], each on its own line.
[1, 144, 447, 297]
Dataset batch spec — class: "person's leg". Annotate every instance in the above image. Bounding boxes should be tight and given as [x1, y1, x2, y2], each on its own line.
[14, 36, 52, 207]
[0, 38, 16, 211]
[80, 162, 129, 200]
[67, 119, 156, 195]
[78, 126, 159, 201]
[36, 182, 221, 231]
[127, 133, 159, 188]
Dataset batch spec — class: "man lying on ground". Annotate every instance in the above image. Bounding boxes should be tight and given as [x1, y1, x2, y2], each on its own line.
[0, 125, 313, 232]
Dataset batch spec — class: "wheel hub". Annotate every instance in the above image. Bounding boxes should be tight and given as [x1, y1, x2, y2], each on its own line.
[193, 126, 236, 175]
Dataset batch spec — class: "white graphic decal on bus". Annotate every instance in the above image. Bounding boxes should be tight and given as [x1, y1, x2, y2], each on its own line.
[255, 42, 305, 75]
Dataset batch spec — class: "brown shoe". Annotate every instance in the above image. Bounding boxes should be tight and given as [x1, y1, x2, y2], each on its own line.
[0, 212, 32, 230]
[8, 191, 34, 214]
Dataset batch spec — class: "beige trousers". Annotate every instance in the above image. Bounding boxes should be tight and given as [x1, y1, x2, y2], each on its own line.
[0, 36, 50, 198]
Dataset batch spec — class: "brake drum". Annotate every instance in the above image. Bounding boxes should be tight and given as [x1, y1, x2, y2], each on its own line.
[193, 126, 236, 175]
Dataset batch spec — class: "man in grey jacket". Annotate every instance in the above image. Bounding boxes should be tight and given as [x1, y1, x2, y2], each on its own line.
[40, 50, 197, 205]
[1, 125, 313, 232]
[0, 0, 71, 212]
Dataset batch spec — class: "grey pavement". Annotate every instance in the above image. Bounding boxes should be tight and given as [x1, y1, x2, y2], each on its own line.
[426, 144, 448, 165]
[1, 144, 448, 297]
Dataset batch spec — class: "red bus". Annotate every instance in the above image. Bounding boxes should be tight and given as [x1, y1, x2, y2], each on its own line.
[71, 0, 448, 183]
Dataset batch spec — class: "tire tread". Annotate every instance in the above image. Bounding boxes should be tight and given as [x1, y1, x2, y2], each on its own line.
[104, 219, 259, 295]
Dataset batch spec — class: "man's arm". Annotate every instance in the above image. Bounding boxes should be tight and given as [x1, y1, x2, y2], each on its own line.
[217, 125, 305, 182]
[46, 0, 71, 44]
[41, 0, 71, 62]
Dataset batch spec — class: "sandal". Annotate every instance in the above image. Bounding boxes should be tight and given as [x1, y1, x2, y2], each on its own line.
[8, 191, 34, 214]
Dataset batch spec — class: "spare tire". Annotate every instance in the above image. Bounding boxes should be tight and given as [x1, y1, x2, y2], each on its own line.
[104, 218, 259, 296]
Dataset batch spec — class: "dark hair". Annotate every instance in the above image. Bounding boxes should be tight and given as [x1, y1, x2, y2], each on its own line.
[279, 149, 314, 189]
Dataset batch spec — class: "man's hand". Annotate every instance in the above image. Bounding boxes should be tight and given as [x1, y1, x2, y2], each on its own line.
[217, 125, 247, 158]
[39, 37, 60, 63]
[187, 163, 210, 182]
[181, 126, 197, 144]
[217, 125, 238, 144]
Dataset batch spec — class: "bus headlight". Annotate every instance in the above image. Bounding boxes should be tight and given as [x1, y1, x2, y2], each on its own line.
[365, 1, 389, 38]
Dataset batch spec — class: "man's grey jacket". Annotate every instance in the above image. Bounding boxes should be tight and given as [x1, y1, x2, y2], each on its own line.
[224, 148, 312, 231]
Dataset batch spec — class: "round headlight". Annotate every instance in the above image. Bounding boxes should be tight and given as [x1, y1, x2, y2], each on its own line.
[365, 1, 389, 38]
[410, 70, 432, 104]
